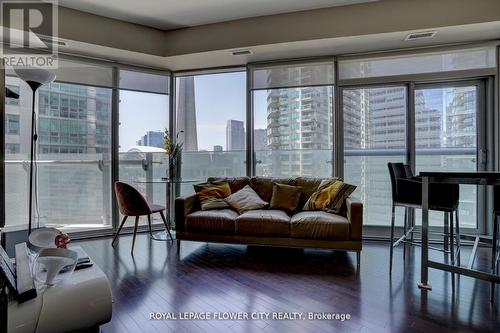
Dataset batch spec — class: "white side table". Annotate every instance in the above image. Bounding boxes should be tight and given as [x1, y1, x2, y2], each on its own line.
[8, 246, 112, 333]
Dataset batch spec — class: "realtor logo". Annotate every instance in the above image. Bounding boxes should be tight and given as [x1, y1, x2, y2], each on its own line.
[1, 0, 58, 68]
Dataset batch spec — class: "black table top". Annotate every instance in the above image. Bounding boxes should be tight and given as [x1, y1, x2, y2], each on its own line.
[418, 171, 500, 185]
[419, 171, 500, 178]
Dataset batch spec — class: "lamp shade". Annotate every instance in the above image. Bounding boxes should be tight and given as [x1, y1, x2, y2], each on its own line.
[14, 67, 56, 90]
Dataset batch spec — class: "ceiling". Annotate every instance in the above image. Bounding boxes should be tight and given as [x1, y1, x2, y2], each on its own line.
[58, 0, 377, 30]
[58, 21, 500, 71]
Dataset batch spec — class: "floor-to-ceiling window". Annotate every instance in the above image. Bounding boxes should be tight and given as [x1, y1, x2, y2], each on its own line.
[118, 69, 170, 227]
[4, 59, 114, 231]
[250, 61, 334, 178]
[175, 70, 247, 195]
[338, 45, 496, 231]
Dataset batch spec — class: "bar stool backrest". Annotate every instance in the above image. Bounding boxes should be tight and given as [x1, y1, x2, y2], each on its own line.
[494, 186, 500, 214]
[387, 162, 408, 203]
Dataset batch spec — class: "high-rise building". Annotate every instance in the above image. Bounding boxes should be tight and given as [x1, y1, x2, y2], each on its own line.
[253, 129, 267, 151]
[445, 87, 476, 148]
[5, 77, 112, 155]
[176, 76, 198, 151]
[226, 119, 245, 151]
[264, 85, 332, 177]
[137, 131, 164, 148]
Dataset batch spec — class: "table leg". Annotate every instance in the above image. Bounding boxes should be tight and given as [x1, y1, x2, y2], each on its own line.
[418, 176, 432, 290]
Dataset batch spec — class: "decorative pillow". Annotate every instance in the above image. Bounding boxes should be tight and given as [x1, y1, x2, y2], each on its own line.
[194, 181, 231, 210]
[225, 185, 268, 214]
[303, 179, 356, 214]
[269, 183, 302, 214]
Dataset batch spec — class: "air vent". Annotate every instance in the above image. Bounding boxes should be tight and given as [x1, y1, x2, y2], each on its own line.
[231, 49, 252, 56]
[405, 31, 437, 41]
[38, 35, 68, 47]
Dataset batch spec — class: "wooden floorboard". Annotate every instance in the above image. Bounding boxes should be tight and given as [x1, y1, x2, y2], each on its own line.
[74, 234, 500, 333]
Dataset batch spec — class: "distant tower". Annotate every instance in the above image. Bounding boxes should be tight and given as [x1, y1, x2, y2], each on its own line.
[176, 76, 198, 151]
[226, 120, 245, 151]
[253, 129, 267, 151]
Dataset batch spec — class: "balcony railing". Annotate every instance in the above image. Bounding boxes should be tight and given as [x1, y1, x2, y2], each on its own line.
[344, 147, 477, 228]
[4, 148, 477, 230]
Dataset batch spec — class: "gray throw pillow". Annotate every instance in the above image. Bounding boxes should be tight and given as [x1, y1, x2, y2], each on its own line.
[225, 185, 268, 214]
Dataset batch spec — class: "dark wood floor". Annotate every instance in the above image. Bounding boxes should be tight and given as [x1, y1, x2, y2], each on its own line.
[75, 234, 500, 333]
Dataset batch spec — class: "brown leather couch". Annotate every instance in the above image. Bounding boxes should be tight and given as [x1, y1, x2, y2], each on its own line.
[175, 177, 363, 265]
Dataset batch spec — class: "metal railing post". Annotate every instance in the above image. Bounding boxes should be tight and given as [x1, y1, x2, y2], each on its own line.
[145, 152, 154, 203]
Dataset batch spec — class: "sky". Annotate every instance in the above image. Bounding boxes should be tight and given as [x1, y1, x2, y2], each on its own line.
[119, 71, 268, 152]
[119, 90, 169, 151]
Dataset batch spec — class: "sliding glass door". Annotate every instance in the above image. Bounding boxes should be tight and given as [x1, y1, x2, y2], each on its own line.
[414, 82, 484, 228]
[342, 86, 407, 226]
[340, 81, 485, 229]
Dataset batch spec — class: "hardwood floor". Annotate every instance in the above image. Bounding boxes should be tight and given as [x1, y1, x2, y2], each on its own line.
[74, 234, 500, 333]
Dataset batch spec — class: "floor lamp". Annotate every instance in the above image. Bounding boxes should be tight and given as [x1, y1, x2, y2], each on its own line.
[13, 68, 56, 235]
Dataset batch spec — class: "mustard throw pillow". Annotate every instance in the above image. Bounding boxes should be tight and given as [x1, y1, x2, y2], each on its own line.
[194, 181, 231, 210]
[303, 179, 356, 214]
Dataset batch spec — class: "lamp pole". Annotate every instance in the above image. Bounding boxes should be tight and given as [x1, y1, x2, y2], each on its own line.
[13, 68, 55, 235]
[27, 84, 42, 234]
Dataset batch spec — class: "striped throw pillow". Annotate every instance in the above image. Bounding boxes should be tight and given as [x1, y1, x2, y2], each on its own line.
[303, 179, 356, 214]
[194, 181, 232, 210]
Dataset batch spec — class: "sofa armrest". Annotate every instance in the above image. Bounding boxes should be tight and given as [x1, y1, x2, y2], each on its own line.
[346, 197, 363, 241]
[174, 194, 199, 232]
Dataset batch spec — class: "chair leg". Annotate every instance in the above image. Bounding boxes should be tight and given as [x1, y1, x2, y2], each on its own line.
[112, 216, 128, 247]
[403, 207, 407, 261]
[131, 216, 139, 255]
[444, 212, 449, 253]
[491, 214, 498, 303]
[455, 210, 461, 266]
[159, 211, 174, 241]
[147, 215, 153, 237]
[410, 208, 415, 242]
[450, 212, 455, 266]
[390, 204, 395, 275]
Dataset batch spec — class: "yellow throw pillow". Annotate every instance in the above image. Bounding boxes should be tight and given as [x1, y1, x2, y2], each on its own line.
[303, 179, 356, 214]
[194, 181, 231, 210]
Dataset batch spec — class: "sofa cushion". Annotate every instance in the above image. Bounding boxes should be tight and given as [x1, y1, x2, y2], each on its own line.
[185, 209, 238, 234]
[207, 176, 250, 193]
[235, 210, 290, 237]
[270, 183, 302, 214]
[225, 185, 268, 214]
[290, 211, 349, 240]
[194, 181, 231, 210]
[250, 177, 296, 202]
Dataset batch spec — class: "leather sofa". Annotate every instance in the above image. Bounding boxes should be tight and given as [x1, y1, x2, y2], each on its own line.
[175, 177, 363, 265]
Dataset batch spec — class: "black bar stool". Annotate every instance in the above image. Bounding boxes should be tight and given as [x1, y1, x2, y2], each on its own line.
[388, 163, 461, 274]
